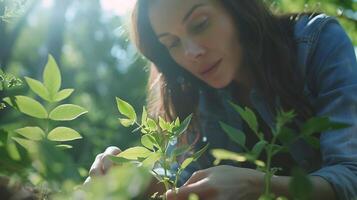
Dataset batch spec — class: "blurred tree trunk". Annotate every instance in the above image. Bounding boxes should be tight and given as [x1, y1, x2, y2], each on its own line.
[0, 0, 38, 71]
[0, 1, 7, 70]
[46, 0, 72, 65]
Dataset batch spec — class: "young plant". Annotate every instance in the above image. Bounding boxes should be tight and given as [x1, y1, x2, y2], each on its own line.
[112, 97, 208, 199]
[2, 55, 88, 151]
[211, 102, 348, 200]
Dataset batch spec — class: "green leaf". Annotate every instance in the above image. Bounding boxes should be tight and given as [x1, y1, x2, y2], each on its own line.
[3, 96, 48, 119]
[141, 134, 157, 150]
[43, 55, 61, 98]
[289, 168, 312, 200]
[192, 143, 209, 160]
[116, 97, 137, 122]
[117, 146, 152, 160]
[173, 114, 192, 137]
[6, 139, 21, 160]
[142, 152, 161, 168]
[277, 127, 297, 145]
[188, 193, 199, 200]
[230, 103, 258, 134]
[47, 127, 82, 141]
[172, 145, 191, 157]
[54, 89, 74, 102]
[147, 118, 158, 132]
[49, 104, 88, 121]
[254, 160, 266, 167]
[258, 194, 275, 200]
[211, 149, 247, 165]
[119, 118, 134, 127]
[270, 144, 288, 156]
[180, 157, 194, 170]
[159, 116, 170, 131]
[24, 77, 50, 101]
[302, 135, 320, 149]
[12, 137, 37, 152]
[141, 106, 147, 126]
[56, 144, 73, 150]
[301, 117, 350, 136]
[275, 109, 295, 135]
[109, 155, 132, 165]
[219, 122, 246, 147]
[14, 127, 45, 141]
[251, 140, 267, 158]
[174, 117, 180, 126]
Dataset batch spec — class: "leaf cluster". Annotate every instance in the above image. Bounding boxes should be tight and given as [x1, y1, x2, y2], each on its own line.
[114, 98, 208, 198]
[212, 102, 349, 199]
[2, 55, 88, 151]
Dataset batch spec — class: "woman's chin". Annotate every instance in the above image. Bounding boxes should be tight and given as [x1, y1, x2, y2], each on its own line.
[206, 79, 232, 89]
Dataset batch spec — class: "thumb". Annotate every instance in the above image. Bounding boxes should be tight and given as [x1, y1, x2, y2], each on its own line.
[183, 170, 207, 186]
[102, 146, 121, 173]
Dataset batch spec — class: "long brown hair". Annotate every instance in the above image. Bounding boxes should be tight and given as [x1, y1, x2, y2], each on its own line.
[131, 0, 314, 127]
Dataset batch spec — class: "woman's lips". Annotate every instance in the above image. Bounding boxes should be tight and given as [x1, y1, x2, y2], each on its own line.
[200, 59, 222, 77]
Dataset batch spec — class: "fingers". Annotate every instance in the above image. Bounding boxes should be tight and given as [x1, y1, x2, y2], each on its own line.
[166, 178, 217, 200]
[89, 153, 104, 177]
[83, 176, 92, 186]
[102, 146, 121, 173]
[88, 146, 121, 177]
[183, 170, 207, 186]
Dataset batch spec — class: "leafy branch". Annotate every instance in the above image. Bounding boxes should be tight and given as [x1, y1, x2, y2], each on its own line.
[113, 98, 208, 199]
[2, 55, 88, 151]
[211, 102, 349, 200]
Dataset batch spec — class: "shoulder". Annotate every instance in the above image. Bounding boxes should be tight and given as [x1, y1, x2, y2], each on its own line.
[293, 14, 357, 94]
[293, 14, 344, 71]
[293, 13, 339, 42]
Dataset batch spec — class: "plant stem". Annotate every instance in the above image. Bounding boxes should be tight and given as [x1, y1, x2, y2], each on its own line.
[264, 148, 272, 196]
[264, 134, 278, 196]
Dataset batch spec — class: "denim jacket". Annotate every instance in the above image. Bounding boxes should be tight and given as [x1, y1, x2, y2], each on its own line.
[173, 14, 357, 200]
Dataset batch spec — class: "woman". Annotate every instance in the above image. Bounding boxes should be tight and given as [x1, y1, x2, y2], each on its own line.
[87, 0, 357, 199]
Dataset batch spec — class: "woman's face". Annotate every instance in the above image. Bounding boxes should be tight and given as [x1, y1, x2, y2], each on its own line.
[149, 0, 243, 89]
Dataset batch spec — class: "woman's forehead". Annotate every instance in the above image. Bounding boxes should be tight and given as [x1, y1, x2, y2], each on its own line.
[148, 0, 209, 34]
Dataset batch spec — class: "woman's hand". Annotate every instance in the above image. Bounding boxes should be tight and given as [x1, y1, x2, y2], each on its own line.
[166, 165, 265, 200]
[83, 146, 121, 185]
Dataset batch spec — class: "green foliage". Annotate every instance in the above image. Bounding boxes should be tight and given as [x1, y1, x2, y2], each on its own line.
[0, 69, 22, 90]
[212, 102, 349, 199]
[0, 69, 22, 109]
[47, 127, 82, 142]
[0, 0, 354, 198]
[289, 168, 313, 200]
[188, 193, 199, 200]
[219, 122, 246, 148]
[54, 164, 152, 200]
[4, 95, 48, 118]
[2, 54, 87, 151]
[14, 126, 45, 141]
[113, 97, 208, 199]
[49, 104, 87, 121]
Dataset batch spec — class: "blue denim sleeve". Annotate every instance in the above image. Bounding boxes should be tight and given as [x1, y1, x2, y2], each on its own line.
[306, 19, 357, 200]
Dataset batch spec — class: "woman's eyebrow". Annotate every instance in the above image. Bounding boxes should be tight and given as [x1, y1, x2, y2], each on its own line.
[157, 3, 207, 39]
[182, 3, 207, 24]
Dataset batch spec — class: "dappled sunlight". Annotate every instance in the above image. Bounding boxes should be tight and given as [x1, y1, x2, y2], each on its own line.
[100, 0, 137, 16]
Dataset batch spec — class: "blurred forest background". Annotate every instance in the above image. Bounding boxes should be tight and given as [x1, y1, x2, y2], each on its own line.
[0, 0, 356, 197]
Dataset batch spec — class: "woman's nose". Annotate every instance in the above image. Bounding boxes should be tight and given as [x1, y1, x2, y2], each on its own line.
[183, 39, 206, 61]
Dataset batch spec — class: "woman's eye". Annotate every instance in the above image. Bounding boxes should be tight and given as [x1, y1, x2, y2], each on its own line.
[192, 18, 209, 33]
[168, 39, 180, 49]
